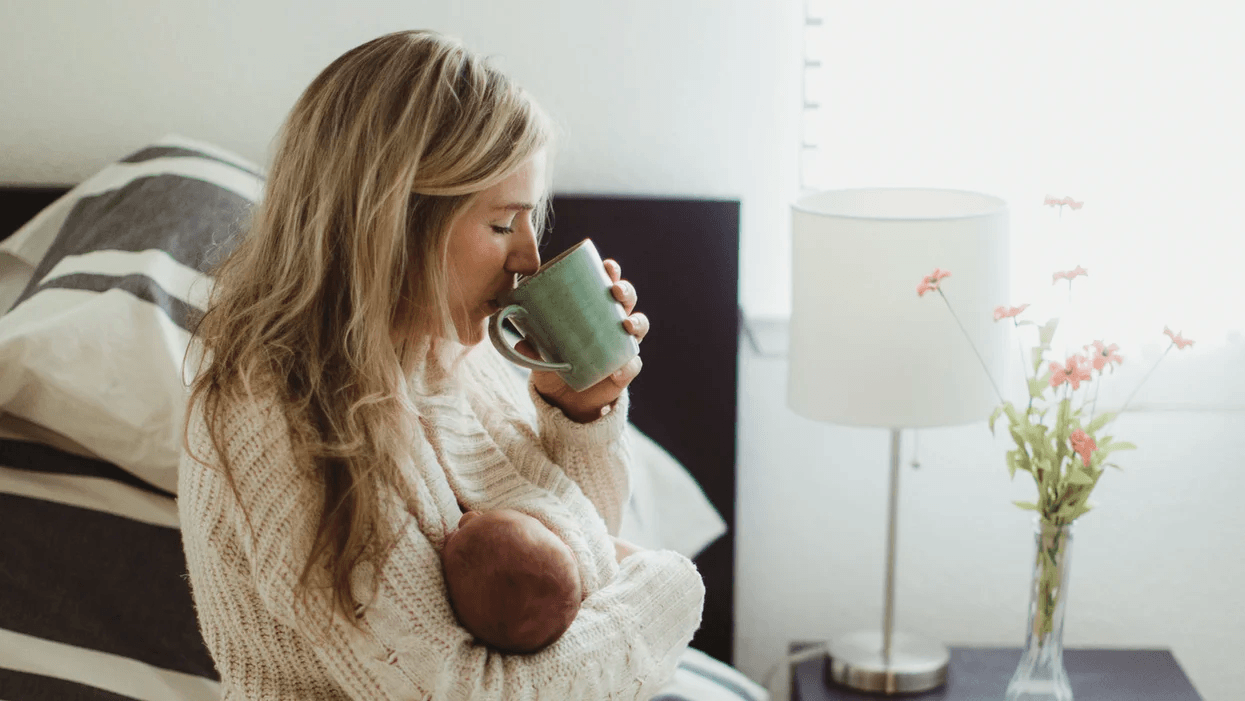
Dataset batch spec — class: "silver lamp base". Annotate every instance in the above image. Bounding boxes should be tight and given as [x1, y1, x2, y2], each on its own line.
[825, 630, 950, 694]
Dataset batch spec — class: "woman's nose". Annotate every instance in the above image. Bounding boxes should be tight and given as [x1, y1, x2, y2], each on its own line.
[506, 226, 541, 276]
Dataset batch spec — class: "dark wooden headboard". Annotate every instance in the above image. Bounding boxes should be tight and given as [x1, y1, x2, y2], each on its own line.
[0, 185, 742, 666]
[544, 195, 740, 665]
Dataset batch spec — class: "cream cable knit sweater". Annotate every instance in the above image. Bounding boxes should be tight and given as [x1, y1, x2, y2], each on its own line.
[177, 342, 705, 700]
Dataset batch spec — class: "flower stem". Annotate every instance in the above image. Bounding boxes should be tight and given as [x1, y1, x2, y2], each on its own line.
[1019, 332, 1035, 414]
[1119, 343, 1175, 413]
[937, 287, 1004, 403]
[1089, 374, 1102, 424]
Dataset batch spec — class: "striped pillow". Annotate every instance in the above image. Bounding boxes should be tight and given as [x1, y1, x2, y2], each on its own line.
[0, 136, 262, 494]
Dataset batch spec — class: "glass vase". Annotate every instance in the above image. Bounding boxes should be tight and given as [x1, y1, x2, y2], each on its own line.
[1005, 519, 1075, 701]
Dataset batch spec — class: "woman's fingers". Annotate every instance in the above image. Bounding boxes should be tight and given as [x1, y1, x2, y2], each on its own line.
[622, 312, 649, 342]
[604, 259, 622, 283]
[514, 339, 541, 361]
[611, 279, 637, 315]
[604, 259, 637, 315]
[610, 354, 642, 388]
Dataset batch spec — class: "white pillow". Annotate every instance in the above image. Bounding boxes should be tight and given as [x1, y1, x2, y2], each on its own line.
[618, 424, 727, 559]
[0, 135, 262, 494]
[0, 253, 33, 316]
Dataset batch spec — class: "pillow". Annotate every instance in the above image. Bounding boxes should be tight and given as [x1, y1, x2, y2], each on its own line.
[618, 424, 727, 559]
[0, 255, 33, 316]
[0, 135, 262, 494]
[496, 328, 727, 560]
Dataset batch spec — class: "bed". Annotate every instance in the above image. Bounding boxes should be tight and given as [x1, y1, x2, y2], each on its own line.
[0, 136, 755, 700]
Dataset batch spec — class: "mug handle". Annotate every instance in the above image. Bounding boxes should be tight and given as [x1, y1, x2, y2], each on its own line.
[488, 304, 573, 373]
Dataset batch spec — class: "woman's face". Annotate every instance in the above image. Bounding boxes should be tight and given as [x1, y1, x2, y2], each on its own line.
[444, 149, 547, 346]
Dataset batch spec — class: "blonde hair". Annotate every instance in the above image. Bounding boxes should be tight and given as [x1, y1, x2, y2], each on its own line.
[185, 29, 553, 639]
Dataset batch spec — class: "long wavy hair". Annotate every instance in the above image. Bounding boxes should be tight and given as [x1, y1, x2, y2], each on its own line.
[184, 29, 553, 638]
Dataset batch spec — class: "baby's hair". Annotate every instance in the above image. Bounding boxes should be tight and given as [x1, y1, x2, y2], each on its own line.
[443, 515, 582, 653]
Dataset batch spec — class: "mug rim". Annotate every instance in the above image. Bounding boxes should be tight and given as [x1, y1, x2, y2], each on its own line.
[513, 238, 593, 292]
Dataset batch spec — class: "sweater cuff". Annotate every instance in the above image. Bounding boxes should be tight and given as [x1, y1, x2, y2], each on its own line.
[612, 549, 706, 695]
[529, 381, 631, 446]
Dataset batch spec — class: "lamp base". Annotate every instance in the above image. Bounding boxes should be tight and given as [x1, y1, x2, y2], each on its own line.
[825, 630, 950, 694]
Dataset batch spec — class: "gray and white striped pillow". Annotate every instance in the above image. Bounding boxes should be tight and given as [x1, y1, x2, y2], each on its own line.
[0, 135, 262, 494]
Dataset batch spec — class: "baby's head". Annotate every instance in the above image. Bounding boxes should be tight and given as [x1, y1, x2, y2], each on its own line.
[442, 508, 583, 654]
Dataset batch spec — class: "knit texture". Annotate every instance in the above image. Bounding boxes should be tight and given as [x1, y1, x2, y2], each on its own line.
[178, 342, 705, 700]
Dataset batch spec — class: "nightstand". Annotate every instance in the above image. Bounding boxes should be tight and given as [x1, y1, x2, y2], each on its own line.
[789, 642, 1202, 700]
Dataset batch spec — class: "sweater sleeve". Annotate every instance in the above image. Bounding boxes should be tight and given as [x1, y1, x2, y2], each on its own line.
[528, 382, 632, 537]
[209, 395, 704, 701]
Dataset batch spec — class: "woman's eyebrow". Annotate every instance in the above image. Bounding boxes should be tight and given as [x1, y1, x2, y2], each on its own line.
[492, 202, 535, 212]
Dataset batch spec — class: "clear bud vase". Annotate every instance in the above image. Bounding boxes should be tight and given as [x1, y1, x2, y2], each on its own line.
[1006, 518, 1075, 701]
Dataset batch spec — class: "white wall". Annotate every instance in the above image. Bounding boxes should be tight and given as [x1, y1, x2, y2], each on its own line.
[0, 0, 803, 319]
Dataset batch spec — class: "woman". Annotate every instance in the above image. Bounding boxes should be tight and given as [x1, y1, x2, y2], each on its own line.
[178, 29, 705, 700]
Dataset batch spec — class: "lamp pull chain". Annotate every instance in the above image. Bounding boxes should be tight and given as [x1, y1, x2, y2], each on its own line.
[910, 429, 921, 469]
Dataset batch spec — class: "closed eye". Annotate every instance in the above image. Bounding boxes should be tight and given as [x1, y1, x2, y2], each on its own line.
[491, 225, 514, 235]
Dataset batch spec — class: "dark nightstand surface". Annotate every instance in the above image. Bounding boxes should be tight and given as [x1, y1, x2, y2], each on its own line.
[789, 642, 1203, 701]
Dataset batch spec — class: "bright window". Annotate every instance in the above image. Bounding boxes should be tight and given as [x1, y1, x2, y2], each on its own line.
[801, 1, 1244, 410]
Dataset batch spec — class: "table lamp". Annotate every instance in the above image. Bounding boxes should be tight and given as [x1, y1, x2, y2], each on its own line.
[787, 187, 1009, 694]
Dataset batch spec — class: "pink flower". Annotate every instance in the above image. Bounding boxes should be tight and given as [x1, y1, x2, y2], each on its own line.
[917, 268, 952, 297]
[1049, 354, 1093, 391]
[1163, 326, 1195, 350]
[1044, 195, 1084, 210]
[1083, 340, 1123, 372]
[1069, 428, 1097, 467]
[993, 303, 1030, 322]
[1052, 266, 1089, 284]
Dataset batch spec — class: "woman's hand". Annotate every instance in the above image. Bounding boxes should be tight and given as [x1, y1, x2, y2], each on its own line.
[516, 258, 648, 423]
[610, 535, 646, 564]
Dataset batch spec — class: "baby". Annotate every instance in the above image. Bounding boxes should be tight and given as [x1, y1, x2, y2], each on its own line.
[441, 507, 642, 654]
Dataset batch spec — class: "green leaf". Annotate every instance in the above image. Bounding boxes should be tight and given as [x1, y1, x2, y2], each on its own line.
[1006, 450, 1019, 479]
[1004, 402, 1025, 425]
[1032, 347, 1047, 375]
[989, 405, 1006, 434]
[1039, 318, 1060, 349]
[1087, 411, 1117, 434]
[1105, 462, 1124, 471]
[1030, 455, 1049, 478]
[1028, 376, 1049, 400]
[1013, 448, 1033, 477]
[1009, 426, 1027, 451]
[1023, 423, 1049, 447]
[1014, 501, 1040, 511]
[1065, 465, 1095, 485]
[1059, 502, 1093, 521]
[1106, 441, 1137, 452]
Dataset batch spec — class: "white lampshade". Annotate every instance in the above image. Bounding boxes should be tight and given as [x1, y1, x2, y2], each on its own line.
[788, 188, 1009, 429]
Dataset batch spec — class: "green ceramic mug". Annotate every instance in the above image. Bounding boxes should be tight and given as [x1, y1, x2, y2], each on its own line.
[488, 238, 640, 392]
